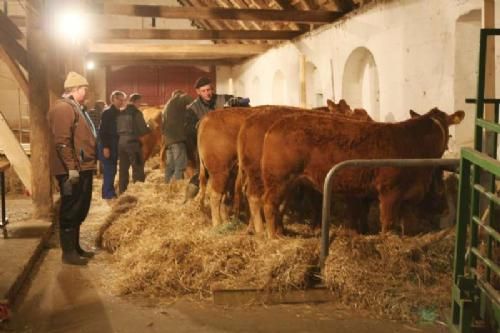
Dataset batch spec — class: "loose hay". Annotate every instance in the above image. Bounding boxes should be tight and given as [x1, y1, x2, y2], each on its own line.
[323, 228, 454, 321]
[100, 169, 455, 322]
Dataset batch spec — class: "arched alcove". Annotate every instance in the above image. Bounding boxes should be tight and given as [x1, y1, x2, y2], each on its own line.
[342, 47, 380, 121]
[305, 61, 323, 108]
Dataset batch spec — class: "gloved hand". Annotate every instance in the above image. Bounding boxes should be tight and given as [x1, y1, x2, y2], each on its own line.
[103, 147, 111, 159]
[68, 169, 80, 184]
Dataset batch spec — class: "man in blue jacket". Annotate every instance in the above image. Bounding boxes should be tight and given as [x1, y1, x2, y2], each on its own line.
[98, 90, 126, 200]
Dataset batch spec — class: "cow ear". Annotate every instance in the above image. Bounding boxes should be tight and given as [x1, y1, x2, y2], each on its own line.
[409, 109, 420, 118]
[339, 99, 349, 109]
[447, 110, 465, 125]
[326, 99, 336, 112]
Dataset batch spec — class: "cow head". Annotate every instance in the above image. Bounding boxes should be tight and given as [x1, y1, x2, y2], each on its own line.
[326, 99, 351, 115]
[351, 108, 373, 122]
[408, 108, 465, 151]
[409, 108, 465, 125]
[404, 167, 450, 234]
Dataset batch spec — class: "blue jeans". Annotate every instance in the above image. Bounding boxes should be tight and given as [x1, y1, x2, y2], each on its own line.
[165, 142, 187, 183]
[98, 143, 117, 199]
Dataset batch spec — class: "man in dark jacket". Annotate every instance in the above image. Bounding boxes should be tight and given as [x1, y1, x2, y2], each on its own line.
[117, 93, 150, 193]
[162, 90, 193, 183]
[98, 91, 126, 200]
[184, 77, 249, 201]
[47, 71, 96, 266]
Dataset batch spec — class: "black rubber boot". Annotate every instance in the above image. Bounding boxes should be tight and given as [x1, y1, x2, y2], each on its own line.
[60, 228, 88, 266]
[76, 226, 95, 259]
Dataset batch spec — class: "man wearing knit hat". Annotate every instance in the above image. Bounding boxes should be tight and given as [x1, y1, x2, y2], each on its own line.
[47, 71, 97, 266]
[183, 77, 250, 201]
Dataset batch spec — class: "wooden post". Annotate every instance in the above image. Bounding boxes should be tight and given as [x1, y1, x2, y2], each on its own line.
[299, 55, 306, 108]
[27, 0, 53, 219]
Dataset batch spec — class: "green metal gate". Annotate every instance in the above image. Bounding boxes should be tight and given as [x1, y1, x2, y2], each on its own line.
[450, 29, 500, 333]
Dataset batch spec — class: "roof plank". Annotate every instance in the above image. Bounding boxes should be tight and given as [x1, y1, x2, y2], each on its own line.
[95, 4, 342, 23]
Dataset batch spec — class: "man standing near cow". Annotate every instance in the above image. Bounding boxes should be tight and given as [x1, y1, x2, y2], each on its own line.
[162, 90, 193, 183]
[117, 93, 150, 193]
[98, 91, 126, 200]
[47, 71, 97, 265]
[183, 77, 250, 201]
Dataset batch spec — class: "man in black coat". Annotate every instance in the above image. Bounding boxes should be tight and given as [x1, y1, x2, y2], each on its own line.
[98, 91, 126, 200]
[162, 90, 193, 183]
[116, 93, 150, 193]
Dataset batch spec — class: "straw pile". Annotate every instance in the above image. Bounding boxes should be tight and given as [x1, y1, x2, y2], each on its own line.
[99, 169, 455, 322]
[323, 228, 454, 321]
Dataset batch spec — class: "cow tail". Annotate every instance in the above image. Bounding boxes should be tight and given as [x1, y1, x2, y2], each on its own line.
[233, 164, 243, 217]
[199, 156, 208, 208]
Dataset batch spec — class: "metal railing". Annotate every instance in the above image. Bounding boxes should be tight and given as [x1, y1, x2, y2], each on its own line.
[319, 158, 460, 271]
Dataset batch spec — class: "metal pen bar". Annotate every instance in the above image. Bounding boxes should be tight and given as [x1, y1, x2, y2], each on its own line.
[462, 148, 500, 177]
[475, 119, 500, 134]
[472, 184, 500, 206]
[471, 216, 500, 243]
[470, 247, 500, 278]
[465, 98, 500, 104]
[319, 158, 460, 272]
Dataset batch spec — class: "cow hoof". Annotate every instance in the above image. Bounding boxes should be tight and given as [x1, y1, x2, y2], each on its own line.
[242, 228, 254, 235]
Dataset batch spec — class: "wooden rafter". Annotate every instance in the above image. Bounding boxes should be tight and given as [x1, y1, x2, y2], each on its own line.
[95, 4, 342, 23]
[274, 0, 308, 31]
[96, 28, 301, 40]
[332, 0, 357, 12]
[0, 10, 24, 39]
[94, 58, 242, 67]
[0, 32, 27, 70]
[88, 43, 270, 60]
[0, 47, 28, 96]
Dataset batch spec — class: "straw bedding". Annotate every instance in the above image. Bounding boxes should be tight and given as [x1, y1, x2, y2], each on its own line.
[99, 169, 455, 322]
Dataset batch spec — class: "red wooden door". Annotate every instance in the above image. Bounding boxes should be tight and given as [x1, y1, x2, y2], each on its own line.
[106, 65, 215, 106]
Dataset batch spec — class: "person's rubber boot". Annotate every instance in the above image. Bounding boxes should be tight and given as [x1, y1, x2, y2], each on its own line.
[183, 183, 199, 204]
[75, 225, 95, 259]
[60, 228, 88, 266]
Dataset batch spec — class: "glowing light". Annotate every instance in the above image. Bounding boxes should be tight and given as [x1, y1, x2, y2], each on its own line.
[55, 9, 88, 44]
[86, 60, 95, 71]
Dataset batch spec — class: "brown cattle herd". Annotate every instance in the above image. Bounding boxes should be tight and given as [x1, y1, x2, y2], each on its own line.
[140, 100, 465, 239]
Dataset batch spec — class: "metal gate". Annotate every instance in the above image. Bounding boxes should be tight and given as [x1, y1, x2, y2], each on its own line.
[450, 28, 500, 333]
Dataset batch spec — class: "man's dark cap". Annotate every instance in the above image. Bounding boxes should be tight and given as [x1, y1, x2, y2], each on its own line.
[194, 77, 212, 89]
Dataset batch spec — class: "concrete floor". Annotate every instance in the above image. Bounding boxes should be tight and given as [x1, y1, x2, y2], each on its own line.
[0, 189, 449, 333]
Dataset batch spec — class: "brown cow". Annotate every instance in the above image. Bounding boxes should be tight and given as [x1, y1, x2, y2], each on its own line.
[197, 107, 258, 226]
[139, 107, 163, 162]
[197, 104, 334, 227]
[260, 108, 465, 238]
[235, 99, 368, 235]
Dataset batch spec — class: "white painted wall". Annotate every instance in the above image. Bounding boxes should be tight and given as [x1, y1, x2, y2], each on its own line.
[221, 0, 487, 152]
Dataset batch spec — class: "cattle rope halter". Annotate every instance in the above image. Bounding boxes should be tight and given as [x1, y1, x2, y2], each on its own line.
[430, 117, 447, 151]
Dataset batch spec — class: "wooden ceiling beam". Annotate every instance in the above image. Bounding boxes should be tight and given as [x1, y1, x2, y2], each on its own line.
[95, 28, 301, 40]
[274, 0, 309, 31]
[94, 4, 342, 23]
[88, 43, 269, 60]
[0, 10, 24, 39]
[332, 0, 357, 12]
[95, 58, 242, 67]
[7, 15, 26, 28]
[0, 32, 27, 70]
[0, 47, 28, 96]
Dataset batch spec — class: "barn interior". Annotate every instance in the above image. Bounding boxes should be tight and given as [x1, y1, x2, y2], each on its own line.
[0, 0, 499, 332]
